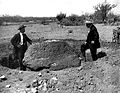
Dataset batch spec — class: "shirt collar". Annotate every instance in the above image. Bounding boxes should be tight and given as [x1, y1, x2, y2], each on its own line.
[20, 32, 25, 35]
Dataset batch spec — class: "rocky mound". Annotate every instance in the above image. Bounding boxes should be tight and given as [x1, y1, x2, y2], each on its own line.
[23, 40, 81, 71]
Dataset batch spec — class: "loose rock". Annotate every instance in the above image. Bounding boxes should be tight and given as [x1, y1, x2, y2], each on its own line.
[6, 84, 11, 88]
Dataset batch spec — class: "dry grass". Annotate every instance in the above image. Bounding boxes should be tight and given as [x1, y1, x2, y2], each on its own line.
[0, 23, 118, 44]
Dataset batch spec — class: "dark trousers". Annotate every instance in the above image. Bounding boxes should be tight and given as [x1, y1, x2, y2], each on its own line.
[81, 43, 97, 61]
[13, 46, 26, 70]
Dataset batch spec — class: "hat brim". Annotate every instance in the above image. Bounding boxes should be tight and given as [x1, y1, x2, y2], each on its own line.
[85, 21, 93, 24]
[18, 25, 27, 30]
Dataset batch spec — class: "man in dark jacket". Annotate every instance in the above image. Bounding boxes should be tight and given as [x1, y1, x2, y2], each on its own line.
[81, 21, 100, 61]
[11, 25, 32, 70]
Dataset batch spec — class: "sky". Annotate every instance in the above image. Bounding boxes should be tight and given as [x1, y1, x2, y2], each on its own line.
[0, 0, 119, 17]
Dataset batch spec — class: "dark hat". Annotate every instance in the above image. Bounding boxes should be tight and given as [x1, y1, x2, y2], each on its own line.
[18, 25, 26, 30]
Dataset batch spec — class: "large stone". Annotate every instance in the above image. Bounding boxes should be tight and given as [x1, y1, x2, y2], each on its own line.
[23, 40, 81, 71]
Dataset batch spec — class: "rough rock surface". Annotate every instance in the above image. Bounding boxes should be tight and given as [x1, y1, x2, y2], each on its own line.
[23, 40, 81, 71]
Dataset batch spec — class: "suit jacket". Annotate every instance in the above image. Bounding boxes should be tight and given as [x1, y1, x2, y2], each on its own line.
[11, 32, 32, 51]
[86, 24, 100, 48]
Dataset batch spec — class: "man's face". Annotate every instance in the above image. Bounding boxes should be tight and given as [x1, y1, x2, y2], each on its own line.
[20, 27, 25, 33]
[86, 23, 92, 28]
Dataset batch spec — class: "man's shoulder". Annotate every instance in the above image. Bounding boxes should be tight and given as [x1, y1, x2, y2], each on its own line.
[91, 25, 97, 31]
[14, 33, 20, 36]
[12, 33, 20, 39]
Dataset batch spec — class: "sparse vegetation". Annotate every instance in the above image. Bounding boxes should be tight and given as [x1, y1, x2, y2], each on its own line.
[93, 2, 117, 23]
[56, 13, 66, 23]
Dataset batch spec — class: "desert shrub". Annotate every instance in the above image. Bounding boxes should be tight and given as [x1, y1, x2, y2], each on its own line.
[60, 14, 84, 26]
[56, 13, 66, 23]
[61, 18, 73, 26]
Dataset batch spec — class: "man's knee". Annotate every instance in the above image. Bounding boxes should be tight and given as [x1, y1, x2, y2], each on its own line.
[81, 44, 87, 52]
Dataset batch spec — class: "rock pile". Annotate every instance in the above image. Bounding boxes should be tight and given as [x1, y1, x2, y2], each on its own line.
[24, 74, 60, 93]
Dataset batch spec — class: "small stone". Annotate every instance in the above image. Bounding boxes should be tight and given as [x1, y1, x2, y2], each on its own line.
[19, 71, 23, 74]
[19, 78, 23, 81]
[38, 84, 43, 89]
[0, 75, 6, 80]
[79, 89, 84, 92]
[42, 82, 47, 91]
[6, 84, 11, 88]
[26, 84, 31, 88]
[0, 75, 5, 78]
[79, 57, 83, 60]
[90, 76, 93, 78]
[31, 88, 38, 93]
[46, 70, 50, 73]
[50, 77, 58, 86]
[33, 79, 38, 83]
[56, 88, 60, 91]
[113, 64, 116, 66]
[51, 77, 58, 81]
[89, 82, 94, 85]
[8, 72, 12, 75]
[78, 86, 82, 90]
[38, 73, 42, 77]
[38, 80, 43, 85]
[0, 75, 7, 82]
[25, 88, 31, 91]
[77, 66, 83, 71]
[51, 63, 57, 66]
[32, 79, 38, 87]
[80, 77, 84, 80]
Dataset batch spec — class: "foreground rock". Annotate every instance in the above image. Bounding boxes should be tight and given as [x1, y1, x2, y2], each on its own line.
[23, 40, 81, 71]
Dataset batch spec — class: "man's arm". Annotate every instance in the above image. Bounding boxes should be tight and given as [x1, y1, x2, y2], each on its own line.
[11, 34, 18, 47]
[91, 26, 99, 43]
[25, 34, 32, 44]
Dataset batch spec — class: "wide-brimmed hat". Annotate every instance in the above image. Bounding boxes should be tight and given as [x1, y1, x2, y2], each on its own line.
[18, 25, 27, 30]
[85, 20, 93, 24]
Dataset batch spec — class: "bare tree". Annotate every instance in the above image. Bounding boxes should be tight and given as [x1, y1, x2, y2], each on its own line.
[94, 2, 117, 23]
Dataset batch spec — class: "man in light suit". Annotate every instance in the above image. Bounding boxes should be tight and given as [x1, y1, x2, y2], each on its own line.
[11, 25, 32, 70]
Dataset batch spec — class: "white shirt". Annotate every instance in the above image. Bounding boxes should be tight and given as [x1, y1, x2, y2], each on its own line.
[20, 32, 23, 45]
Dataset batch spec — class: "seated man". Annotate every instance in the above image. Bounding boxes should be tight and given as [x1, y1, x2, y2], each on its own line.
[81, 21, 100, 61]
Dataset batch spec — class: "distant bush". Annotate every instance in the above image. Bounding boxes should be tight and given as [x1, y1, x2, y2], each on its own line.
[61, 18, 73, 26]
[56, 13, 66, 23]
[60, 14, 84, 26]
[0, 20, 3, 25]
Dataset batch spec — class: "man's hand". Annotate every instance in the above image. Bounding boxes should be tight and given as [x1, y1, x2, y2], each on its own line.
[17, 44, 21, 48]
[91, 41, 94, 44]
[84, 42, 87, 44]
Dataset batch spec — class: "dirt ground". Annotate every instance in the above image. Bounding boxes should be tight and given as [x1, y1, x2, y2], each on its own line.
[0, 23, 120, 93]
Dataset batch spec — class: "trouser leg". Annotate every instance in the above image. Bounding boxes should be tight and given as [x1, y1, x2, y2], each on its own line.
[81, 44, 89, 61]
[117, 33, 119, 43]
[90, 45, 97, 61]
[13, 48, 18, 60]
[18, 49, 25, 70]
